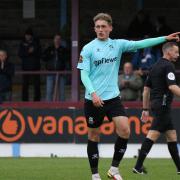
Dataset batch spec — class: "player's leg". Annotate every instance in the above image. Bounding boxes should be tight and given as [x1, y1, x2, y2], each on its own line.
[133, 130, 160, 174]
[165, 130, 180, 174]
[84, 99, 104, 180]
[105, 97, 128, 180]
[88, 128, 101, 180]
[107, 116, 129, 180]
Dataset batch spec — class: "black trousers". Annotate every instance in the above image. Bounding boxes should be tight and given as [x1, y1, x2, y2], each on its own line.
[22, 74, 41, 101]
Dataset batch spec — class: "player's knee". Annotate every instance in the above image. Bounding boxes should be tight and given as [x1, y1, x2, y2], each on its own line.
[116, 126, 130, 138]
[88, 130, 100, 142]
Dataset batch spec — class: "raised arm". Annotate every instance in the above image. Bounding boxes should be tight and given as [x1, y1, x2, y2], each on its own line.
[134, 32, 180, 50]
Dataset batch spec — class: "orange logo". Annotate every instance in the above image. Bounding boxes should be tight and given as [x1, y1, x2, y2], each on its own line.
[0, 109, 25, 142]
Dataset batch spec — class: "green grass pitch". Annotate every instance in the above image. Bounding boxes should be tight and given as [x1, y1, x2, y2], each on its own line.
[0, 158, 179, 180]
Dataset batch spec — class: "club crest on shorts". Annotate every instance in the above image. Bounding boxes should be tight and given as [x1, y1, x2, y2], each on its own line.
[88, 117, 94, 124]
[167, 72, 175, 80]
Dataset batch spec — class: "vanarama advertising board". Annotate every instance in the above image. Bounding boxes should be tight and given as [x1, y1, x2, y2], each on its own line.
[0, 108, 180, 143]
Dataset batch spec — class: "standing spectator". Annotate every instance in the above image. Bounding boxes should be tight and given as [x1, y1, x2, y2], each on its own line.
[0, 50, 14, 102]
[153, 16, 173, 60]
[119, 62, 143, 101]
[42, 33, 67, 101]
[18, 28, 41, 101]
[127, 10, 154, 39]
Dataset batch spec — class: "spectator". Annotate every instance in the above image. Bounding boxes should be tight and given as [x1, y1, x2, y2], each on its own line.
[132, 46, 156, 83]
[18, 28, 41, 101]
[153, 16, 173, 60]
[127, 10, 154, 39]
[42, 33, 67, 101]
[119, 62, 143, 101]
[0, 50, 14, 102]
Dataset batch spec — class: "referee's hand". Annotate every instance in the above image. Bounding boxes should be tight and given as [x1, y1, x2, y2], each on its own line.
[91, 92, 104, 107]
[165, 32, 180, 42]
[141, 110, 149, 123]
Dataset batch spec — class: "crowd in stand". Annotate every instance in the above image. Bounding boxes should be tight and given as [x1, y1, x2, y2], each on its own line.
[0, 10, 175, 102]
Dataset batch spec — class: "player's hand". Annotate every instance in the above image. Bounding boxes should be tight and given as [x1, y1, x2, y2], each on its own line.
[91, 92, 104, 107]
[165, 32, 180, 42]
[141, 110, 149, 123]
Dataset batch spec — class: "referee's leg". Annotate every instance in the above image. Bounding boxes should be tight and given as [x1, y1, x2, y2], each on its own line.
[133, 130, 160, 174]
[165, 130, 180, 173]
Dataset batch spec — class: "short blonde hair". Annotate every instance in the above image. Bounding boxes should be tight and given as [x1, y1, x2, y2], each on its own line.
[93, 13, 112, 25]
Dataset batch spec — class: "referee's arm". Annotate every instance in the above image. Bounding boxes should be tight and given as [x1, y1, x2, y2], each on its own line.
[169, 85, 180, 97]
[142, 86, 150, 110]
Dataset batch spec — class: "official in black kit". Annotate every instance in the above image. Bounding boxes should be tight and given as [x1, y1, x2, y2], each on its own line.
[133, 42, 180, 175]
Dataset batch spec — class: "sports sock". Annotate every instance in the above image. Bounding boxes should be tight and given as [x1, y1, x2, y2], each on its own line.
[87, 140, 99, 174]
[111, 136, 128, 167]
[135, 138, 154, 170]
[168, 142, 180, 171]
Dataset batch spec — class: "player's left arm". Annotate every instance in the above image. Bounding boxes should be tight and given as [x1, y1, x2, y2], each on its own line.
[135, 32, 180, 50]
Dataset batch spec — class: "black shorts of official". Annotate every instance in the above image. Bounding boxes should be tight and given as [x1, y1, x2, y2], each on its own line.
[84, 96, 127, 128]
[150, 107, 174, 133]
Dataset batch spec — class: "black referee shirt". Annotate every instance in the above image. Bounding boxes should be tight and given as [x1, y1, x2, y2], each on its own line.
[145, 58, 176, 108]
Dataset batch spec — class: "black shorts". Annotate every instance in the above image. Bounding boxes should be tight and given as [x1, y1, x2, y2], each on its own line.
[150, 107, 174, 133]
[84, 96, 127, 128]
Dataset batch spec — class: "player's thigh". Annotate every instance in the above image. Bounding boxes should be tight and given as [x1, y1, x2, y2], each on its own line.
[146, 130, 161, 142]
[165, 130, 177, 142]
[112, 116, 130, 138]
[88, 127, 101, 142]
[84, 99, 105, 128]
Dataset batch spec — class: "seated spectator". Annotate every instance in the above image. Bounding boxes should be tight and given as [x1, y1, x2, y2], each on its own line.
[42, 33, 67, 101]
[18, 27, 41, 101]
[0, 50, 14, 102]
[119, 62, 143, 101]
[132, 47, 156, 82]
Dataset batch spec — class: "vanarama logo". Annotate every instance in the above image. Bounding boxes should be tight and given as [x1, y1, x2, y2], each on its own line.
[0, 109, 153, 143]
[0, 109, 25, 142]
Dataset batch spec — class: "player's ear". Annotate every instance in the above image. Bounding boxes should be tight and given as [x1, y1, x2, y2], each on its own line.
[110, 25, 113, 32]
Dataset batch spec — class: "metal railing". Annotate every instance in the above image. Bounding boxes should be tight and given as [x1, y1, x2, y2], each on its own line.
[14, 70, 72, 102]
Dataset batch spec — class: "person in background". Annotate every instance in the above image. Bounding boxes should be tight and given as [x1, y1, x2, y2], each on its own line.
[132, 46, 156, 83]
[42, 33, 67, 101]
[18, 28, 41, 101]
[0, 50, 14, 102]
[119, 62, 143, 101]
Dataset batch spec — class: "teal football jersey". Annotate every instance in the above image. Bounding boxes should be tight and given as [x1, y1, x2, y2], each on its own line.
[77, 38, 138, 100]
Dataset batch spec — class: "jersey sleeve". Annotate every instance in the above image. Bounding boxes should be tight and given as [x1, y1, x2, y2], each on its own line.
[117, 39, 137, 52]
[145, 75, 152, 88]
[165, 64, 176, 86]
[77, 45, 91, 72]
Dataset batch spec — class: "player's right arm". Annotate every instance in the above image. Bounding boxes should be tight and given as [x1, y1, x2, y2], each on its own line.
[80, 70, 104, 107]
[77, 45, 104, 107]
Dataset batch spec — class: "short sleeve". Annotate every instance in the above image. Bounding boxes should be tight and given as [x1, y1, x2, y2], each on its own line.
[77, 45, 91, 72]
[165, 64, 176, 86]
[117, 39, 137, 53]
[145, 75, 152, 88]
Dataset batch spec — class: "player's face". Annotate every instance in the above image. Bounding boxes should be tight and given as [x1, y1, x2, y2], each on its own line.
[168, 46, 179, 62]
[94, 20, 112, 40]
